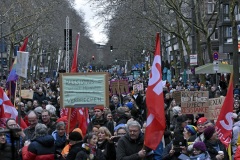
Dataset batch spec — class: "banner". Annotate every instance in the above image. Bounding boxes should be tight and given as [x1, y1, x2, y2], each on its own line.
[16, 51, 29, 78]
[110, 80, 129, 95]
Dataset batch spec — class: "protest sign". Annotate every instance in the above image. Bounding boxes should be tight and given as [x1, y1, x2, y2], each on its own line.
[16, 51, 29, 78]
[20, 90, 34, 99]
[181, 91, 209, 114]
[133, 83, 144, 91]
[110, 80, 129, 95]
[60, 73, 109, 108]
[206, 97, 225, 120]
[172, 91, 181, 105]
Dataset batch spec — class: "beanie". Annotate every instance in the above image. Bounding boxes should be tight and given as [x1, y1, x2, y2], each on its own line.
[204, 126, 215, 140]
[172, 106, 181, 115]
[197, 117, 208, 124]
[177, 115, 187, 124]
[125, 102, 133, 109]
[185, 125, 197, 135]
[69, 131, 82, 141]
[193, 142, 206, 152]
[94, 105, 104, 111]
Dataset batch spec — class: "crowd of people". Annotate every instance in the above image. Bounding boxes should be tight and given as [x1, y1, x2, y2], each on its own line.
[0, 74, 239, 160]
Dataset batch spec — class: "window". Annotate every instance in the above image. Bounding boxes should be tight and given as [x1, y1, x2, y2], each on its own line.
[208, 28, 218, 40]
[223, 4, 230, 21]
[225, 27, 232, 37]
[207, 0, 215, 14]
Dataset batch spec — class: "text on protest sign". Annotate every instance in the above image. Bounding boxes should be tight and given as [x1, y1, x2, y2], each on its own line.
[16, 51, 29, 78]
[133, 83, 144, 91]
[110, 80, 129, 95]
[205, 97, 225, 120]
[60, 73, 109, 108]
[181, 91, 209, 114]
[20, 90, 34, 99]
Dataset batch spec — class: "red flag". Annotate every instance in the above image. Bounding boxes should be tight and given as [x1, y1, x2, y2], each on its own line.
[66, 33, 88, 134]
[144, 33, 166, 150]
[216, 73, 233, 148]
[19, 37, 29, 51]
[0, 87, 27, 129]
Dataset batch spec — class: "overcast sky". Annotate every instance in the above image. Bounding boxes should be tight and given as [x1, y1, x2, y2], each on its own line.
[74, 0, 108, 45]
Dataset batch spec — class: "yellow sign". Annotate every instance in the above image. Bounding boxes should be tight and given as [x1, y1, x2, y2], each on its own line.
[60, 73, 109, 108]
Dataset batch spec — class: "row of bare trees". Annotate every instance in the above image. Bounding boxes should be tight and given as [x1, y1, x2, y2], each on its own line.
[1, 0, 97, 79]
[90, 0, 239, 84]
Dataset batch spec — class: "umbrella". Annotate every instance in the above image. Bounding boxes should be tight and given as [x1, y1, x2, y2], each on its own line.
[195, 63, 233, 74]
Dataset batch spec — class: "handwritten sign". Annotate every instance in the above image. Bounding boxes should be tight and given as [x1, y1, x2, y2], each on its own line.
[21, 90, 34, 99]
[206, 97, 225, 120]
[110, 80, 129, 95]
[133, 83, 144, 91]
[181, 91, 209, 114]
[60, 73, 109, 108]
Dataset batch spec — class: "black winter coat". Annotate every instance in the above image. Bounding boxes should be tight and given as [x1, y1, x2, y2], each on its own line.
[97, 140, 116, 160]
[0, 143, 13, 160]
[75, 143, 105, 160]
[66, 142, 83, 160]
[204, 140, 229, 160]
[116, 133, 144, 160]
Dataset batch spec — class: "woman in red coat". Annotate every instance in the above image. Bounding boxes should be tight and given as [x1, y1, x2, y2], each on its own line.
[235, 145, 240, 160]
[22, 123, 55, 160]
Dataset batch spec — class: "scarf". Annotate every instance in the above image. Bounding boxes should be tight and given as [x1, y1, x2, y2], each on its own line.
[55, 133, 66, 149]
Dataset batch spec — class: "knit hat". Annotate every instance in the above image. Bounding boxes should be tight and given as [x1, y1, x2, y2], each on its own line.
[125, 102, 133, 109]
[197, 117, 208, 125]
[185, 125, 197, 135]
[204, 126, 215, 140]
[232, 113, 238, 119]
[172, 106, 181, 115]
[193, 142, 206, 152]
[69, 131, 82, 141]
[94, 105, 104, 111]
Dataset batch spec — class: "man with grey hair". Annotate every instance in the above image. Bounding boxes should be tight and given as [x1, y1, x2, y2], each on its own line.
[116, 120, 146, 160]
[23, 110, 39, 142]
[22, 123, 55, 159]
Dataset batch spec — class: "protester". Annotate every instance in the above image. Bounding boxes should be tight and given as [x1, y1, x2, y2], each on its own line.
[52, 121, 67, 155]
[97, 126, 116, 160]
[232, 113, 240, 156]
[0, 127, 14, 160]
[87, 105, 114, 135]
[23, 110, 39, 142]
[203, 126, 228, 160]
[183, 125, 197, 145]
[65, 131, 83, 160]
[22, 123, 55, 160]
[75, 132, 106, 160]
[116, 121, 146, 160]
[41, 109, 56, 134]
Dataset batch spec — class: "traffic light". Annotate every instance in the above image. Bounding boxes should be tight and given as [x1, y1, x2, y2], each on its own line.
[110, 45, 113, 52]
[92, 56, 95, 60]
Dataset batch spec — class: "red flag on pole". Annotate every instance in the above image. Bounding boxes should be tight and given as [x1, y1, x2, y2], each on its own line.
[215, 73, 233, 148]
[66, 33, 89, 135]
[144, 33, 166, 150]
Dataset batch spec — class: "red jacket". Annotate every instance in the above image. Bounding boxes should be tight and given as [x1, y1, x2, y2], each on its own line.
[235, 146, 240, 160]
[22, 135, 55, 160]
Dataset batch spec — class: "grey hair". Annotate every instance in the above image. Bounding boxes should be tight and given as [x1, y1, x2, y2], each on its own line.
[56, 121, 65, 130]
[127, 120, 141, 130]
[35, 123, 48, 137]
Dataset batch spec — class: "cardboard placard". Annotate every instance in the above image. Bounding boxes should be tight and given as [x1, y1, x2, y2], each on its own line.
[110, 80, 129, 95]
[21, 90, 34, 99]
[133, 83, 144, 91]
[172, 91, 181, 105]
[60, 73, 109, 108]
[206, 97, 225, 120]
[181, 91, 209, 114]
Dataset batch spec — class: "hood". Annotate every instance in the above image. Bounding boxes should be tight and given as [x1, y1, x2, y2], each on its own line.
[35, 135, 54, 147]
[233, 121, 240, 127]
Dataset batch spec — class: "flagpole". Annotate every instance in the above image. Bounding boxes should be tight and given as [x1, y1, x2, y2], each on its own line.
[67, 108, 72, 134]
[17, 78, 22, 126]
[14, 81, 17, 108]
